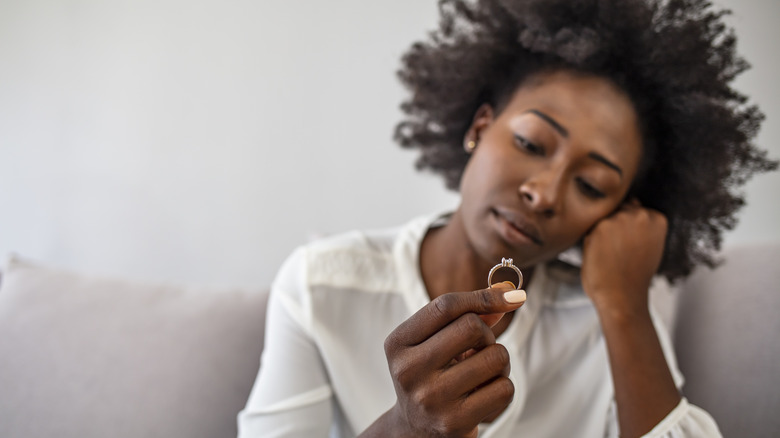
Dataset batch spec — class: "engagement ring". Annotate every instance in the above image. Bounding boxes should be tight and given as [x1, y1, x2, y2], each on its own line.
[487, 257, 524, 289]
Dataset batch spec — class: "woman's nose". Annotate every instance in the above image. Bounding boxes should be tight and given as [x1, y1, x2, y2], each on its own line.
[518, 170, 562, 217]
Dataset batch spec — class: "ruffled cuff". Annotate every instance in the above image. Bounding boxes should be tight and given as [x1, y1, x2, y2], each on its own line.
[642, 398, 722, 438]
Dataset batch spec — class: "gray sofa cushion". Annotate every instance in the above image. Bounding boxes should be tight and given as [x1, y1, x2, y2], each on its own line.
[0, 256, 268, 438]
[674, 243, 780, 438]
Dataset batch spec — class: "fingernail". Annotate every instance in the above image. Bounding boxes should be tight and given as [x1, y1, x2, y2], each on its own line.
[501, 280, 516, 289]
[503, 289, 526, 304]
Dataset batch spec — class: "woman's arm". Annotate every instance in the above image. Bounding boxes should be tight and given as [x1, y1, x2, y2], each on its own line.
[601, 315, 723, 438]
[597, 300, 682, 437]
[581, 201, 682, 438]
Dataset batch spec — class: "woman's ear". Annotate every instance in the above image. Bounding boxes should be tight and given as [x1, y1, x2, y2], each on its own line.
[463, 103, 495, 153]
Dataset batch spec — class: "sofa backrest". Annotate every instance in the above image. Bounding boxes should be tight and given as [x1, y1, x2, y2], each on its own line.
[6, 244, 778, 438]
[0, 256, 269, 438]
[673, 243, 780, 438]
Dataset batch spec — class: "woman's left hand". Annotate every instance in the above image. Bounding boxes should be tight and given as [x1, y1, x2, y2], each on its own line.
[580, 199, 668, 315]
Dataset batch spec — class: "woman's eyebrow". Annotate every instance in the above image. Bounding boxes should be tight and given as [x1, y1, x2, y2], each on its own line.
[588, 152, 623, 177]
[525, 109, 623, 177]
[526, 109, 569, 137]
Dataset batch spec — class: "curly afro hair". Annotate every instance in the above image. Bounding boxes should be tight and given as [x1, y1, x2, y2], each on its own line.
[394, 0, 778, 282]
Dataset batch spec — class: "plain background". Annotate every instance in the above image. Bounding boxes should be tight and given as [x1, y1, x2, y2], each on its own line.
[1, 0, 778, 289]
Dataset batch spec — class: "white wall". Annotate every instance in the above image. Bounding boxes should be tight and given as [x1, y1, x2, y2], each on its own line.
[1, 0, 777, 288]
[720, 0, 780, 246]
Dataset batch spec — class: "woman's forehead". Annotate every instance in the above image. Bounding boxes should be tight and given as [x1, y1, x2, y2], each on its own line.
[500, 71, 644, 173]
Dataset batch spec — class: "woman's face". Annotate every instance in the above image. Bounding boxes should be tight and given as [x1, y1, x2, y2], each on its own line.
[459, 70, 643, 269]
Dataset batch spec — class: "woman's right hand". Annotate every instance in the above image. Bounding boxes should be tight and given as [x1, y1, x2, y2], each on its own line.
[370, 283, 526, 438]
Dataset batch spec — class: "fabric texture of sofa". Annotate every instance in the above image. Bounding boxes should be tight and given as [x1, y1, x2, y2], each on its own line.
[672, 243, 780, 438]
[0, 255, 268, 438]
[0, 243, 777, 437]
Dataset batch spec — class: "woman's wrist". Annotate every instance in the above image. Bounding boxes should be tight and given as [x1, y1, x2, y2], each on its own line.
[359, 403, 414, 438]
[586, 284, 651, 324]
[595, 294, 681, 437]
[595, 300, 653, 337]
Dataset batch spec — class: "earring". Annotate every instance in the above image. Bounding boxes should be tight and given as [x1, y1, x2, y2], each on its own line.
[464, 140, 477, 153]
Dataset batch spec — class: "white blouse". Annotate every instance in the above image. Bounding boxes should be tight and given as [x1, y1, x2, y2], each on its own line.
[238, 213, 722, 438]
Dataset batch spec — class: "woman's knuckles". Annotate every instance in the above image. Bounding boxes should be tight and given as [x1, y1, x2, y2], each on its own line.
[383, 331, 402, 356]
[429, 414, 473, 438]
[390, 356, 422, 391]
[493, 377, 516, 405]
[475, 286, 507, 313]
[457, 313, 495, 345]
[475, 344, 510, 374]
[410, 386, 440, 412]
[430, 289, 513, 325]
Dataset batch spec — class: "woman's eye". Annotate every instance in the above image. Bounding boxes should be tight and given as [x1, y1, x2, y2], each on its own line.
[576, 178, 606, 199]
[514, 134, 545, 156]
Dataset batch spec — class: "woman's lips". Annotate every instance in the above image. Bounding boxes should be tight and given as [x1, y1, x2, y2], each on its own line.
[492, 208, 544, 246]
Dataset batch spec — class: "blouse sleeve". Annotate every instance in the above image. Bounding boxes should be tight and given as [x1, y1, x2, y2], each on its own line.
[603, 308, 723, 438]
[237, 248, 334, 438]
[640, 398, 721, 437]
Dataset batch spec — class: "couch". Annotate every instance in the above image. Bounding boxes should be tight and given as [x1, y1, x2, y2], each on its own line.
[0, 244, 777, 437]
[0, 255, 268, 438]
[672, 243, 780, 438]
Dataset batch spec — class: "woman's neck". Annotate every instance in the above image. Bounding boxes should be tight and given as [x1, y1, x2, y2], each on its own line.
[420, 209, 536, 301]
[419, 210, 499, 300]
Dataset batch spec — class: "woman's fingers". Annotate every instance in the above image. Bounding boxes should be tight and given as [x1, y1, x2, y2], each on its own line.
[460, 375, 516, 423]
[385, 283, 524, 352]
[478, 312, 508, 328]
[420, 312, 497, 369]
[581, 199, 669, 312]
[443, 343, 512, 397]
[382, 283, 527, 435]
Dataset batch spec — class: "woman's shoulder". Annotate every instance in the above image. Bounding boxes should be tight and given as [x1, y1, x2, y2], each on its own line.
[301, 223, 403, 266]
[273, 213, 442, 296]
[302, 212, 444, 264]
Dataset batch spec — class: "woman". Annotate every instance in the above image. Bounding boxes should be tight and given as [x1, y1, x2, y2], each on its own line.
[239, 0, 777, 437]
